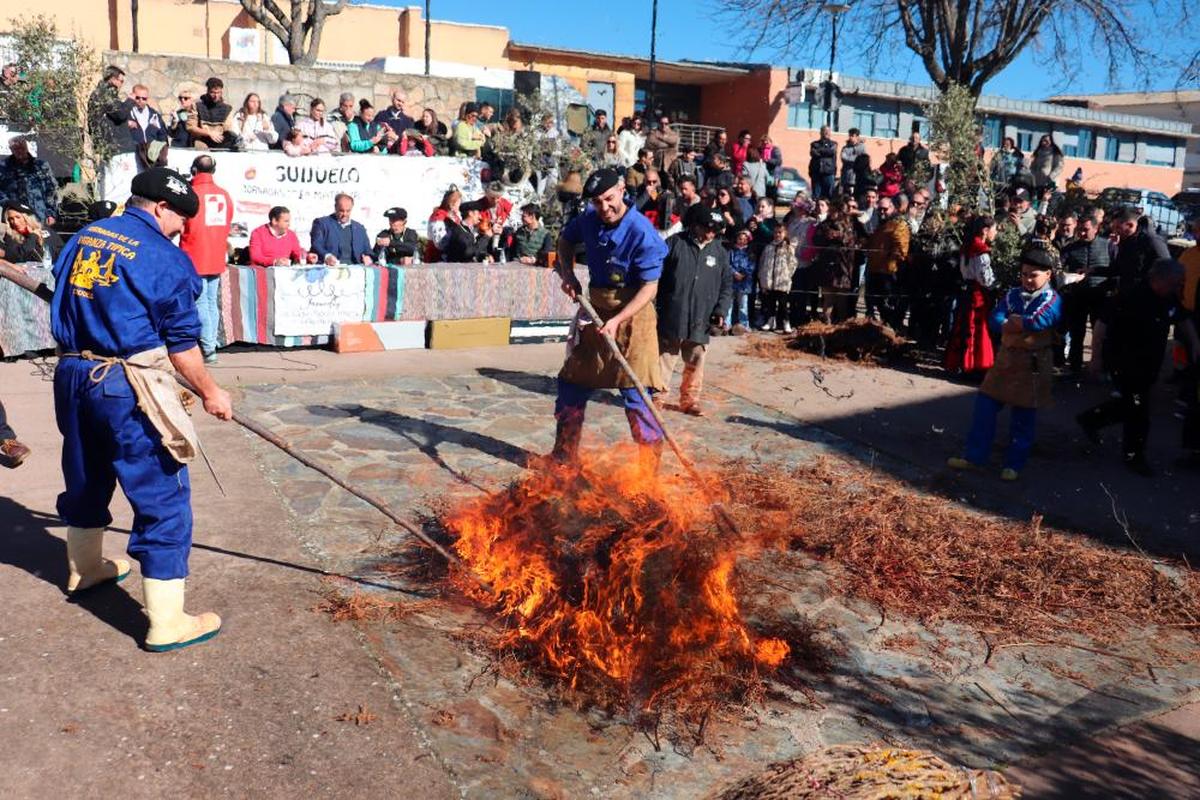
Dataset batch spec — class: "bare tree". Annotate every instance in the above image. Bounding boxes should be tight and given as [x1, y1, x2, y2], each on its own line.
[717, 0, 1186, 96]
[239, 0, 349, 66]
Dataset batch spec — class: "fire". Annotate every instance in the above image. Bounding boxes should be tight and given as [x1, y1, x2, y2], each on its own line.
[443, 448, 789, 713]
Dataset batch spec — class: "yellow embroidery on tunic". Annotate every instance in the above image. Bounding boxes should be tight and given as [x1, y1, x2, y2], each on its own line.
[68, 249, 120, 298]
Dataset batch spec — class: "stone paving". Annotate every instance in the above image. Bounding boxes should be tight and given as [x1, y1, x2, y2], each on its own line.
[233, 369, 1200, 798]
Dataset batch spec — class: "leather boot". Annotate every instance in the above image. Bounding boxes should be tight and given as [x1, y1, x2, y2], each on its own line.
[551, 417, 582, 465]
[638, 442, 664, 476]
[143, 578, 222, 653]
[66, 526, 131, 594]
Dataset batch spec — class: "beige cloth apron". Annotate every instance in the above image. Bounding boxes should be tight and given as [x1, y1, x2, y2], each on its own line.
[981, 328, 1056, 409]
[558, 286, 664, 391]
[63, 347, 198, 464]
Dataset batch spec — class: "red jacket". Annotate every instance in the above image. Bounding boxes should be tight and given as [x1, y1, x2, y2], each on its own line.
[180, 172, 233, 276]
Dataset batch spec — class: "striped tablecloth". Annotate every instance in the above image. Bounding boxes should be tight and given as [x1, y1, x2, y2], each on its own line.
[219, 262, 582, 347]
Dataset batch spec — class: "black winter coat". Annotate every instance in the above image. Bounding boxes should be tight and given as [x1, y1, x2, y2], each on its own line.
[1112, 229, 1169, 288]
[809, 138, 838, 179]
[1101, 281, 1176, 388]
[1060, 235, 1111, 288]
[656, 234, 733, 345]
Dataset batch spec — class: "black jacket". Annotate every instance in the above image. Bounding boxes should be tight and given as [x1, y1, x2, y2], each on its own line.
[374, 227, 420, 264]
[656, 233, 732, 345]
[897, 142, 931, 176]
[1060, 235, 1111, 288]
[809, 137, 837, 179]
[1101, 281, 1175, 388]
[442, 219, 486, 263]
[1112, 229, 1169, 288]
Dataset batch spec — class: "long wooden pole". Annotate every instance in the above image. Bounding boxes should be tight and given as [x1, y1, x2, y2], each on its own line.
[574, 292, 743, 538]
[0, 262, 475, 579]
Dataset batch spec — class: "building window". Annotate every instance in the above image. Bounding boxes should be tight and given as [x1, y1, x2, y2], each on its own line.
[786, 88, 823, 130]
[981, 116, 1002, 149]
[634, 88, 646, 114]
[1016, 130, 1036, 152]
[1144, 136, 1178, 167]
[910, 109, 931, 139]
[848, 97, 898, 139]
[1102, 131, 1136, 163]
[1058, 127, 1095, 159]
[475, 87, 514, 118]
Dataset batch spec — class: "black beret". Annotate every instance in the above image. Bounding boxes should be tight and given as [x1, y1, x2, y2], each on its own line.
[130, 167, 200, 218]
[460, 200, 484, 214]
[583, 167, 622, 199]
[1019, 247, 1056, 271]
[87, 200, 118, 222]
[384, 206, 408, 221]
[684, 202, 724, 231]
[2, 201, 35, 217]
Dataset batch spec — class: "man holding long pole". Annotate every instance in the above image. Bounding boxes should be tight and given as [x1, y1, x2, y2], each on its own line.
[51, 167, 233, 652]
[552, 167, 668, 471]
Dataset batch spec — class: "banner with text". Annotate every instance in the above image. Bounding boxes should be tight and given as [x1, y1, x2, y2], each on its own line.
[271, 266, 368, 337]
[102, 150, 489, 249]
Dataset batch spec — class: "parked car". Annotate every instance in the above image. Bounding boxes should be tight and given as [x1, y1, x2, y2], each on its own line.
[1171, 188, 1200, 225]
[1097, 187, 1184, 237]
[773, 167, 810, 205]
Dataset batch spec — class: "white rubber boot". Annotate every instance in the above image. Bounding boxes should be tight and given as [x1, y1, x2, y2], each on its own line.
[143, 578, 222, 652]
[66, 526, 131, 594]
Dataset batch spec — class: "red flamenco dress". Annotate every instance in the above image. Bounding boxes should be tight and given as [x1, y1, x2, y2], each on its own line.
[944, 235, 995, 374]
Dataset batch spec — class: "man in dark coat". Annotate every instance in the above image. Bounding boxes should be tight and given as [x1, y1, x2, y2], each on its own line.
[1110, 206, 1170, 293]
[1058, 207, 1110, 373]
[1077, 258, 1184, 475]
[373, 207, 420, 264]
[897, 130, 931, 180]
[655, 203, 733, 416]
[309, 193, 372, 265]
[808, 125, 838, 200]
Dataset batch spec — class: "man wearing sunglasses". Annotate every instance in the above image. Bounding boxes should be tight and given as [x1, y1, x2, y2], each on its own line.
[126, 84, 168, 147]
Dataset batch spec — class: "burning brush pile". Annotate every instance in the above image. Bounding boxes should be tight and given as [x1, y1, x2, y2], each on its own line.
[440, 451, 794, 722]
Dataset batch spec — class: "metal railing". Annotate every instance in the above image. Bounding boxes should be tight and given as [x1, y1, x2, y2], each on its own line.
[673, 123, 725, 153]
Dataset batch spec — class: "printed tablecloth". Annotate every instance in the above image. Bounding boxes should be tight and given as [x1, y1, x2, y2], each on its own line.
[219, 262, 583, 347]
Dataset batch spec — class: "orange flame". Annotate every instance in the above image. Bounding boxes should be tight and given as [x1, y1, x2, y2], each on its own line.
[444, 448, 789, 711]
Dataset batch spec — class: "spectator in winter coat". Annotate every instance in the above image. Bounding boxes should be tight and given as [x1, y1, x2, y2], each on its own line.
[508, 204, 552, 265]
[727, 227, 755, 332]
[655, 203, 733, 416]
[705, 130, 729, 167]
[179, 155, 233, 362]
[374, 207, 420, 264]
[1058, 208, 1110, 372]
[310, 193, 372, 265]
[645, 116, 680, 173]
[231, 92, 279, 151]
[760, 135, 783, 183]
[126, 84, 168, 147]
[0, 202, 46, 263]
[813, 198, 860, 324]
[865, 195, 910, 329]
[730, 130, 753, 179]
[249, 205, 307, 267]
[897, 130, 931, 179]
[346, 103, 389, 153]
[299, 98, 340, 154]
[87, 65, 132, 153]
[1110, 206, 1170, 292]
[808, 126, 838, 200]
[168, 86, 199, 148]
[741, 147, 770, 200]
[989, 137, 1023, 191]
[758, 222, 798, 332]
[705, 153, 735, 192]
[669, 145, 704, 192]
[878, 152, 903, 198]
[270, 94, 298, 150]
[0, 136, 59, 226]
[617, 116, 647, 168]
[839, 128, 866, 194]
[376, 89, 415, 139]
[190, 77, 238, 150]
[1030, 134, 1064, 190]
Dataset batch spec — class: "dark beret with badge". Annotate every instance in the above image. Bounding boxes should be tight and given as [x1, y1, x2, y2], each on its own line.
[683, 202, 725, 233]
[384, 207, 408, 221]
[130, 167, 200, 218]
[87, 200, 119, 222]
[583, 167, 623, 200]
[1019, 246, 1056, 271]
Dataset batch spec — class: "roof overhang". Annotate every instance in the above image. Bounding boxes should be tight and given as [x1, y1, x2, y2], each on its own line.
[506, 42, 751, 85]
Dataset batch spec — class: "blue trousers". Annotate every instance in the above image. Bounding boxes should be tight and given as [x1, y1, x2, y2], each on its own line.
[197, 275, 221, 357]
[964, 393, 1038, 471]
[555, 377, 664, 447]
[54, 358, 193, 579]
[726, 291, 751, 327]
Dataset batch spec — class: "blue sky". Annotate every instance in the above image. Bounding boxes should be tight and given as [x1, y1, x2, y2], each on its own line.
[367, 0, 1179, 100]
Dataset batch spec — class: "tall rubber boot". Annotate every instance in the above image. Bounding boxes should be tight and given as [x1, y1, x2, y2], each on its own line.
[66, 526, 131, 594]
[143, 578, 222, 653]
[551, 417, 582, 465]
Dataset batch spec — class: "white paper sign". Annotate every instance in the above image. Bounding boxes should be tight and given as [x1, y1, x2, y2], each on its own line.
[270, 266, 367, 337]
[228, 28, 262, 63]
[102, 150, 488, 249]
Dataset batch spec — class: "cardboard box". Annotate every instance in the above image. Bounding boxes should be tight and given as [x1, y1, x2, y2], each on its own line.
[334, 320, 427, 353]
[427, 317, 512, 350]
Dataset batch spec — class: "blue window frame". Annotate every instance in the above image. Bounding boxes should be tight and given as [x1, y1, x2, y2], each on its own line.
[1016, 131, 1035, 152]
[847, 97, 898, 139]
[981, 116, 1002, 149]
[1103, 131, 1136, 163]
[1059, 127, 1095, 159]
[475, 87, 514, 118]
[1144, 136, 1178, 167]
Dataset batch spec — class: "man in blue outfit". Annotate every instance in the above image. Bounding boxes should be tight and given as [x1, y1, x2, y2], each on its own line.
[552, 167, 668, 470]
[52, 166, 233, 652]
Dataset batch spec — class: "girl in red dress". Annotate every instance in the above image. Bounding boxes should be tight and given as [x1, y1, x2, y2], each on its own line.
[944, 215, 998, 374]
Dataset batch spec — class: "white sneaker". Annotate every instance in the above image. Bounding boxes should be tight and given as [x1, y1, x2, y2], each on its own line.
[782, 321, 793, 333]
[758, 317, 775, 331]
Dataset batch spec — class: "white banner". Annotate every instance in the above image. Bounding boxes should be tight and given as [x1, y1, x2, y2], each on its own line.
[101, 150, 490, 249]
[270, 266, 368, 337]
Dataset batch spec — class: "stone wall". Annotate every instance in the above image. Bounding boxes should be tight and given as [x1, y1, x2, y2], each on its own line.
[106, 51, 474, 122]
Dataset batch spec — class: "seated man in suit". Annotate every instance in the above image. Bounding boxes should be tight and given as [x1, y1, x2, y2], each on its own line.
[309, 193, 373, 265]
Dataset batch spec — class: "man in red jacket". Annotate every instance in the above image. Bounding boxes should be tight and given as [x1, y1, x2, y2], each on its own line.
[180, 154, 233, 363]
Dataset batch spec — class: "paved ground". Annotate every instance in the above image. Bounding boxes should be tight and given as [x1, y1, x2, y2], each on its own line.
[1, 337, 1197, 798]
